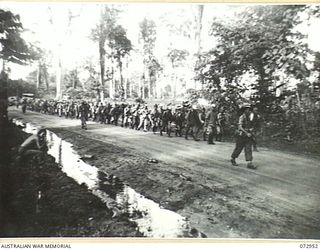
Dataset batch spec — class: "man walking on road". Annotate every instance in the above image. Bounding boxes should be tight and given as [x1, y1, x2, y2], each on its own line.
[185, 105, 202, 141]
[205, 104, 216, 145]
[79, 101, 90, 130]
[160, 105, 173, 137]
[231, 104, 256, 169]
[216, 107, 226, 142]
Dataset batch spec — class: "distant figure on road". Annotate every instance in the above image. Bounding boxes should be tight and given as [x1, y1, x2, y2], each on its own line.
[216, 107, 226, 142]
[174, 105, 184, 137]
[151, 104, 161, 134]
[185, 105, 201, 141]
[205, 105, 216, 145]
[79, 101, 90, 130]
[231, 104, 256, 169]
[21, 98, 27, 114]
[17, 128, 48, 163]
[160, 105, 173, 137]
[199, 107, 206, 141]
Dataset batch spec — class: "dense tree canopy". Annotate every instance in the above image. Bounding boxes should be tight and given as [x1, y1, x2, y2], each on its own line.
[0, 9, 33, 67]
[195, 5, 316, 113]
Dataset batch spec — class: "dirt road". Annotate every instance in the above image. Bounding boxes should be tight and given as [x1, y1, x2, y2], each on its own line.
[9, 107, 320, 239]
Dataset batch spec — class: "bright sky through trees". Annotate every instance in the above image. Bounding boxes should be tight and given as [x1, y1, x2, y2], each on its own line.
[1, 3, 319, 81]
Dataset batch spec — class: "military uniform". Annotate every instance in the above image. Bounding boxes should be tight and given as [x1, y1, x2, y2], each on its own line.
[205, 108, 216, 144]
[185, 108, 201, 141]
[231, 105, 256, 169]
[161, 108, 173, 137]
[216, 110, 226, 141]
[174, 106, 184, 137]
[79, 101, 90, 130]
[151, 106, 161, 133]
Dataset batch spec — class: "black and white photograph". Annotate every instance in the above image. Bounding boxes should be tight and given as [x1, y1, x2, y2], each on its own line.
[0, 2, 320, 241]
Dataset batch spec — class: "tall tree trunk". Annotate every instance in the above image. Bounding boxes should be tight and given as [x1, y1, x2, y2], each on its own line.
[119, 58, 124, 100]
[153, 77, 157, 99]
[129, 80, 132, 98]
[44, 66, 49, 91]
[148, 71, 152, 99]
[36, 62, 41, 89]
[139, 75, 142, 98]
[171, 62, 176, 98]
[98, 6, 106, 102]
[193, 5, 204, 90]
[99, 38, 105, 102]
[125, 56, 129, 99]
[174, 75, 177, 98]
[195, 5, 204, 55]
[72, 68, 78, 89]
[141, 74, 145, 99]
[55, 56, 62, 100]
[111, 61, 115, 99]
[72, 74, 75, 89]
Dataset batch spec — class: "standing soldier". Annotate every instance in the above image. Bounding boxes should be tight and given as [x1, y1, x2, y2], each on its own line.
[216, 107, 226, 142]
[123, 104, 132, 128]
[174, 105, 184, 137]
[113, 104, 121, 126]
[21, 98, 27, 114]
[79, 101, 90, 130]
[160, 105, 173, 137]
[137, 105, 147, 131]
[57, 101, 63, 117]
[205, 105, 216, 145]
[185, 104, 201, 141]
[230, 103, 256, 169]
[151, 104, 161, 134]
[199, 107, 206, 141]
[97, 102, 104, 124]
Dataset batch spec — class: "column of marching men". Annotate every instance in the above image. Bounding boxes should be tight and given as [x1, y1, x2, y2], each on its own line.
[20, 98, 229, 143]
[19, 98, 263, 169]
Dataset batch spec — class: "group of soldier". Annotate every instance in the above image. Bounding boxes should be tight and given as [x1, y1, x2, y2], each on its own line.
[20, 98, 262, 169]
[22, 99, 229, 142]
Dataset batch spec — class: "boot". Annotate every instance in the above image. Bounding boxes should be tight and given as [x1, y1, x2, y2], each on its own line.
[231, 158, 238, 166]
[247, 162, 257, 169]
[207, 134, 215, 144]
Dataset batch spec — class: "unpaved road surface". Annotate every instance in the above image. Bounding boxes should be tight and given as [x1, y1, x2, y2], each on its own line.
[9, 108, 320, 239]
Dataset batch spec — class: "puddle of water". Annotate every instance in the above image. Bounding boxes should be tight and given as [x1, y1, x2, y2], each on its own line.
[12, 118, 206, 238]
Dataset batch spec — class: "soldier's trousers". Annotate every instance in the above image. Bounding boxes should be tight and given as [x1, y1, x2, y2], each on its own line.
[160, 122, 171, 136]
[81, 116, 87, 129]
[175, 123, 183, 137]
[231, 135, 253, 161]
[207, 126, 215, 144]
[216, 125, 223, 141]
[185, 125, 200, 140]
